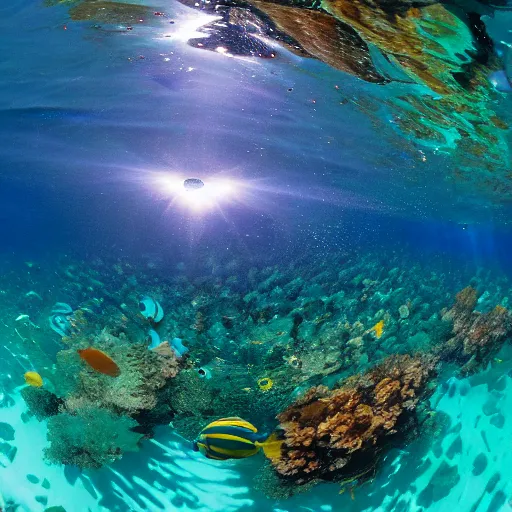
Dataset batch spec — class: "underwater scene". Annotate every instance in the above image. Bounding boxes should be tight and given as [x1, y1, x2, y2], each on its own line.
[1, 0, 512, 511]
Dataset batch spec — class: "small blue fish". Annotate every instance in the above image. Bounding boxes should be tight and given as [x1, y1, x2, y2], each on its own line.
[49, 302, 73, 337]
[170, 337, 188, 358]
[192, 417, 282, 461]
[147, 329, 161, 350]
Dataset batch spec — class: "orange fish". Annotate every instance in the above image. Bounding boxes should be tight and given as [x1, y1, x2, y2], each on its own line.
[78, 347, 120, 377]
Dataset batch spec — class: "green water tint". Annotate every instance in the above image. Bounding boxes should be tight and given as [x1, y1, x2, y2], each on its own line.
[5, 249, 510, 496]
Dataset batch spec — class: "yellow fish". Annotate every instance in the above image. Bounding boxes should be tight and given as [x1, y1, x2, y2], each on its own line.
[24, 371, 43, 387]
[193, 417, 283, 461]
[372, 320, 385, 339]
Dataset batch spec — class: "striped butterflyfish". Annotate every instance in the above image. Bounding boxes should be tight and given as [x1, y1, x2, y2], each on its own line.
[192, 417, 283, 461]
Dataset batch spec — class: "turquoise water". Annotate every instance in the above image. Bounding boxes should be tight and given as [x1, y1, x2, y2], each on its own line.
[1, 1, 512, 511]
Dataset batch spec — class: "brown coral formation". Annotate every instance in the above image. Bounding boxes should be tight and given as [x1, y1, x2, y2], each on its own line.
[68, 0, 153, 24]
[250, 1, 385, 83]
[270, 353, 438, 484]
[323, 0, 509, 179]
[436, 287, 512, 374]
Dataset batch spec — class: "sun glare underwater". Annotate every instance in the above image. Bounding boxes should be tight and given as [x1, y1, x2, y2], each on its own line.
[151, 173, 246, 213]
[2, 0, 512, 511]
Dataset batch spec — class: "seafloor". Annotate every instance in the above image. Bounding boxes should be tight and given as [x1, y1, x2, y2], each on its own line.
[1, 249, 512, 511]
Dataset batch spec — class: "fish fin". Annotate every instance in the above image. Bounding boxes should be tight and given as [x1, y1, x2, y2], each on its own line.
[257, 432, 284, 462]
[218, 416, 244, 421]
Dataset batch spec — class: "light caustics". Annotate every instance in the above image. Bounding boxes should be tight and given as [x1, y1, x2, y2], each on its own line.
[163, 13, 220, 43]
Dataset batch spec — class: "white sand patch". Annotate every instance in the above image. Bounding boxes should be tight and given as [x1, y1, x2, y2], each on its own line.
[3, 363, 512, 512]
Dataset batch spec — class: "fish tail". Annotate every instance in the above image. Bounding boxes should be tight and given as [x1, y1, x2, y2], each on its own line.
[256, 432, 284, 462]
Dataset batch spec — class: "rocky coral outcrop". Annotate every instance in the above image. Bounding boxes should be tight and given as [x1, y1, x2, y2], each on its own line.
[58, 328, 180, 416]
[270, 353, 438, 484]
[436, 287, 512, 374]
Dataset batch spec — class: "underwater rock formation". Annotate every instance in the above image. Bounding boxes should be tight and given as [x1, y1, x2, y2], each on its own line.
[20, 308, 183, 468]
[45, 0, 509, 188]
[269, 353, 438, 486]
[57, 329, 180, 414]
[436, 286, 512, 374]
[69, 0, 153, 24]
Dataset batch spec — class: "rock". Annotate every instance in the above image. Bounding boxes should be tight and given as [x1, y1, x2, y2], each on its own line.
[399, 305, 410, 319]
[347, 337, 363, 348]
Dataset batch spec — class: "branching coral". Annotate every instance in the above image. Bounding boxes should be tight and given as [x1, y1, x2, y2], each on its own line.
[44, 407, 142, 469]
[436, 287, 512, 374]
[270, 353, 438, 484]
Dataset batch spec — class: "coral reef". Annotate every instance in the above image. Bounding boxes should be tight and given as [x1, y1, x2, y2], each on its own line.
[7, 248, 512, 478]
[269, 354, 438, 485]
[436, 286, 512, 374]
[74, 340, 178, 414]
[20, 387, 62, 421]
[50, 328, 182, 452]
[17, 295, 182, 468]
[45, 407, 142, 469]
[69, 0, 153, 24]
